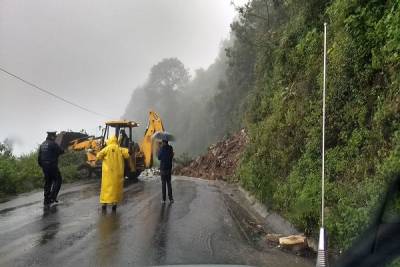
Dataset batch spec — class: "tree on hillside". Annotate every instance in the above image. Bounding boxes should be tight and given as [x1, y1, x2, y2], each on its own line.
[124, 50, 229, 155]
[0, 139, 13, 158]
[144, 58, 190, 121]
[147, 58, 190, 94]
[124, 58, 190, 143]
[124, 58, 189, 116]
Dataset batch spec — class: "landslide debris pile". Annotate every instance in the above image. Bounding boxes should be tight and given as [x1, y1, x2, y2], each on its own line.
[174, 129, 248, 180]
[140, 168, 160, 177]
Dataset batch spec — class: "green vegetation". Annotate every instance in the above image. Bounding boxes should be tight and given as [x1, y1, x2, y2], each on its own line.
[0, 142, 86, 200]
[123, 0, 400, 252]
[222, 0, 400, 251]
[0, 0, 392, 257]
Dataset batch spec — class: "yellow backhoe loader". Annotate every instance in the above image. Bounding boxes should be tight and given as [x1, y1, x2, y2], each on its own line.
[57, 111, 165, 179]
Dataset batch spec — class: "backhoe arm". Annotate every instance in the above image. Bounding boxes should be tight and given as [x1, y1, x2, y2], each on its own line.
[140, 111, 164, 168]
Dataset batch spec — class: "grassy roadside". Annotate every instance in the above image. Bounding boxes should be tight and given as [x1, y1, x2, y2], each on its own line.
[0, 145, 87, 201]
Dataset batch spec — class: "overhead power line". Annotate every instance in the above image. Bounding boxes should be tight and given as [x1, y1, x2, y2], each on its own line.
[0, 65, 109, 119]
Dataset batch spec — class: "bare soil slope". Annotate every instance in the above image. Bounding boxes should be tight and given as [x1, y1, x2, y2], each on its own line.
[174, 129, 248, 180]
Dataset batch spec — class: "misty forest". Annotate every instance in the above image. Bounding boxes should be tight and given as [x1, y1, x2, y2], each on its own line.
[1, 0, 400, 255]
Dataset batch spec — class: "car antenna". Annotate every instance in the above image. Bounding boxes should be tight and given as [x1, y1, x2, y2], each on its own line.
[316, 22, 329, 267]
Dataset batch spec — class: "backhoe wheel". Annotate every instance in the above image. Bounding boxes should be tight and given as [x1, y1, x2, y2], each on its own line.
[78, 165, 91, 178]
[128, 171, 141, 182]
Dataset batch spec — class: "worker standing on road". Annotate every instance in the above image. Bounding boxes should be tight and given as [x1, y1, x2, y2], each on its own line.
[38, 131, 64, 207]
[96, 135, 130, 212]
[157, 139, 174, 203]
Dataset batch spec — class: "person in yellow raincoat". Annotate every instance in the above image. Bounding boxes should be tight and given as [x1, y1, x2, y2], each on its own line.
[96, 135, 130, 212]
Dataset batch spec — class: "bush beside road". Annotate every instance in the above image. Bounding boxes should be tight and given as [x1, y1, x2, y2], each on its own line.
[0, 142, 86, 200]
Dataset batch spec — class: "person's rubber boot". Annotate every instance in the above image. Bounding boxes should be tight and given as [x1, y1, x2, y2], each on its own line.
[112, 205, 117, 212]
[44, 199, 51, 207]
[101, 204, 107, 213]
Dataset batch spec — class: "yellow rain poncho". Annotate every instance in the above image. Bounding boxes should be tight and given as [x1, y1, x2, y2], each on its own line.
[96, 136, 130, 204]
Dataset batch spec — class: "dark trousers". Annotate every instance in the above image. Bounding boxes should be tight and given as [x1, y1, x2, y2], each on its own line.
[41, 163, 62, 204]
[161, 170, 173, 201]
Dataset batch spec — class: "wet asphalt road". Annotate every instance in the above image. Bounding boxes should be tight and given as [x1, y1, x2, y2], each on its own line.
[0, 176, 312, 267]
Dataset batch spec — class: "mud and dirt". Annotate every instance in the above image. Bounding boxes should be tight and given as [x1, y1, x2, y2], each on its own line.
[174, 129, 248, 180]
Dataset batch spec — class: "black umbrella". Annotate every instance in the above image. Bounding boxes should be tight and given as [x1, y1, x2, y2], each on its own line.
[152, 131, 176, 142]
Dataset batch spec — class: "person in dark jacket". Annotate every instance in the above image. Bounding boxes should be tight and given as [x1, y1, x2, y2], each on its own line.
[38, 131, 64, 206]
[157, 139, 174, 203]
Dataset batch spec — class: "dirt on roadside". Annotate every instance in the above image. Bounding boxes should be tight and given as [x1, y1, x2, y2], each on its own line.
[173, 129, 248, 180]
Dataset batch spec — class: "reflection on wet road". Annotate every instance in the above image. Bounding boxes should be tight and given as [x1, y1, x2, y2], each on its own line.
[96, 212, 121, 266]
[0, 177, 312, 267]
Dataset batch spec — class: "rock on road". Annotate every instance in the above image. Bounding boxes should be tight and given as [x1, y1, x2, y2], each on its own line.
[0, 176, 312, 267]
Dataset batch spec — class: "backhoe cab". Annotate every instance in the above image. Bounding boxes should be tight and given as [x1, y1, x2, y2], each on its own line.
[102, 120, 140, 179]
[61, 111, 165, 179]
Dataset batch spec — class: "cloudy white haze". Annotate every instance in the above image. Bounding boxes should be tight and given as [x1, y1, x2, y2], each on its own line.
[0, 0, 247, 155]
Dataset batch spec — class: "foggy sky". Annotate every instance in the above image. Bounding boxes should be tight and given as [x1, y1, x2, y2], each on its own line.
[0, 0, 247, 155]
